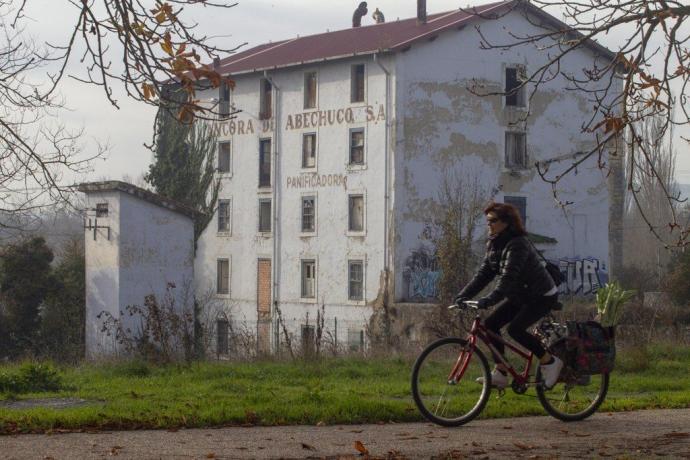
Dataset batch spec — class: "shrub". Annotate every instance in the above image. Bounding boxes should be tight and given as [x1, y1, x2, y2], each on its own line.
[0, 363, 62, 394]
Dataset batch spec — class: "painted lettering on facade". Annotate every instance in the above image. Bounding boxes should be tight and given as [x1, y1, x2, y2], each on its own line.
[403, 246, 439, 301]
[287, 173, 348, 190]
[285, 104, 385, 131]
[555, 257, 608, 295]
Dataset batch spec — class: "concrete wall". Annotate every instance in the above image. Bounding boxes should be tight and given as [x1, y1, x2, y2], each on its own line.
[392, 9, 619, 301]
[84, 190, 194, 358]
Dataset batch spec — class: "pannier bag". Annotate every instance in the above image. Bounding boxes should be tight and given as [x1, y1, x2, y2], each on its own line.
[564, 321, 616, 375]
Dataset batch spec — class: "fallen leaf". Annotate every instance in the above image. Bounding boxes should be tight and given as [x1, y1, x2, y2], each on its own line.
[351, 429, 364, 433]
[301, 443, 317, 451]
[316, 421, 326, 427]
[472, 441, 480, 446]
[598, 452, 612, 457]
[513, 442, 535, 450]
[664, 432, 689, 438]
[503, 426, 513, 429]
[205, 454, 215, 459]
[398, 437, 418, 441]
[354, 440, 369, 455]
[574, 433, 591, 437]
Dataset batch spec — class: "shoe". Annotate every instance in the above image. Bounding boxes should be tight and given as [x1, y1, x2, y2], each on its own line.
[476, 368, 508, 389]
[540, 356, 564, 389]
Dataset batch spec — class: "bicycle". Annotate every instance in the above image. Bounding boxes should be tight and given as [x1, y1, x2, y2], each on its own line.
[411, 300, 610, 426]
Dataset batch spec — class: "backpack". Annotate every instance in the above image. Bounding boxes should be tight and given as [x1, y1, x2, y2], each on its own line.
[526, 238, 565, 286]
[563, 321, 616, 375]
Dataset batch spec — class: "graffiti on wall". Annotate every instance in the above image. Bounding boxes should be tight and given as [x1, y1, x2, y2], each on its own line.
[403, 246, 440, 301]
[555, 257, 608, 295]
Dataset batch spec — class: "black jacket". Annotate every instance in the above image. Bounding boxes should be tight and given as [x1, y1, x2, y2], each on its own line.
[458, 229, 555, 306]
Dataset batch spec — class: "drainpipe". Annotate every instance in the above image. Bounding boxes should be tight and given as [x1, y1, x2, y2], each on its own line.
[373, 53, 392, 307]
[264, 70, 281, 353]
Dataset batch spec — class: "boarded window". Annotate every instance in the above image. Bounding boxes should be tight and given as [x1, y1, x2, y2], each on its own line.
[218, 199, 231, 232]
[349, 129, 364, 165]
[259, 139, 271, 187]
[301, 324, 315, 356]
[505, 132, 527, 169]
[301, 260, 316, 298]
[505, 66, 526, 107]
[218, 141, 231, 173]
[259, 199, 271, 232]
[216, 318, 229, 355]
[304, 72, 317, 109]
[96, 203, 108, 217]
[217, 259, 229, 295]
[302, 133, 316, 168]
[349, 260, 364, 300]
[351, 64, 365, 102]
[348, 195, 364, 232]
[259, 79, 272, 120]
[348, 328, 365, 352]
[302, 196, 315, 232]
[504, 196, 527, 227]
[219, 82, 231, 118]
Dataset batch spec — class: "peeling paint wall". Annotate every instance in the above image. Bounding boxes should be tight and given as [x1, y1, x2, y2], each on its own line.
[84, 190, 194, 358]
[392, 10, 618, 301]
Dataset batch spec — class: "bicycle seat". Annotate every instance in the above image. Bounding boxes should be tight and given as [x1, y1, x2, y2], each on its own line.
[552, 301, 564, 311]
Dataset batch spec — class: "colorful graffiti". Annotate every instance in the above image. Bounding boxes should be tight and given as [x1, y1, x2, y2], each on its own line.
[555, 258, 608, 295]
[403, 246, 440, 301]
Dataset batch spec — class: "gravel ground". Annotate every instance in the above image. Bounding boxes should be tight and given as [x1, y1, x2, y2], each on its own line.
[1, 408, 689, 459]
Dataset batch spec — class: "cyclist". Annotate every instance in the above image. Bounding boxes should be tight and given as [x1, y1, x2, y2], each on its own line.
[454, 202, 563, 389]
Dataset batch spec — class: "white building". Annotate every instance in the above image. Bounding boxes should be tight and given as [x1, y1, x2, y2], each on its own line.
[83, 1, 622, 357]
[79, 182, 196, 358]
[191, 0, 621, 354]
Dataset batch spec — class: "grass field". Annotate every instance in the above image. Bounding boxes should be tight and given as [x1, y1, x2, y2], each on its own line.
[0, 344, 689, 434]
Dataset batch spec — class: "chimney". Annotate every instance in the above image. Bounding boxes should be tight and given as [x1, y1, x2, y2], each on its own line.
[417, 0, 427, 24]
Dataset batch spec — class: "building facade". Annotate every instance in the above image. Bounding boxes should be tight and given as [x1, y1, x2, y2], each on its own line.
[191, 1, 621, 354]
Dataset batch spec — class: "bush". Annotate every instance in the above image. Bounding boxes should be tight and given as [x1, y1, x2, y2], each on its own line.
[0, 363, 62, 394]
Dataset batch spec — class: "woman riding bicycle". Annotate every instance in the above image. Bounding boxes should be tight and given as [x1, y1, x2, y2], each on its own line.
[454, 202, 563, 389]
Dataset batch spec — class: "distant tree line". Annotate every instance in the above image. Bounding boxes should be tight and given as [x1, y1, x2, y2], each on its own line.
[0, 237, 85, 362]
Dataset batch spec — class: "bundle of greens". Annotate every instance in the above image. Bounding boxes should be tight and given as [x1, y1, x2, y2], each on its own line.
[596, 282, 636, 327]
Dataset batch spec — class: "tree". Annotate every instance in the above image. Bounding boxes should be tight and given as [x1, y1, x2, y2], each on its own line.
[422, 170, 494, 304]
[144, 108, 220, 241]
[468, 0, 690, 246]
[39, 238, 85, 363]
[0, 1, 240, 229]
[0, 236, 55, 358]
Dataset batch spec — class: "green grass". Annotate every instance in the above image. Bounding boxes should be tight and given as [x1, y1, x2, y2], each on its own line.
[1, 345, 689, 434]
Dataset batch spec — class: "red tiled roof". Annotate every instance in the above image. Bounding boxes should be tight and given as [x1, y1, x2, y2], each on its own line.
[215, 1, 512, 76]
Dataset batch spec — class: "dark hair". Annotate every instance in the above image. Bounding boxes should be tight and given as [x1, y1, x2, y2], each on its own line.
[483, 202, 527, 236]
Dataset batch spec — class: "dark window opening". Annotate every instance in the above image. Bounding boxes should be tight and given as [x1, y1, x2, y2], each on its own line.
[259, 79, 272, 120]
[259, 139, 271, 187]
[351, 64, 365, 103]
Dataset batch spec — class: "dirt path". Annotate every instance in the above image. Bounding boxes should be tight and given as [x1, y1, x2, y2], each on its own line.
[1, 408, 689, 459]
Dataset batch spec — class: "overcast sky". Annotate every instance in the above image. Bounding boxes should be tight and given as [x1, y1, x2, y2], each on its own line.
[19, 0, 690, 186]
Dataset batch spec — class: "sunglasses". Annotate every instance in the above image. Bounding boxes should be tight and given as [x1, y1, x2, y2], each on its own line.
[487, 217, 500, 224]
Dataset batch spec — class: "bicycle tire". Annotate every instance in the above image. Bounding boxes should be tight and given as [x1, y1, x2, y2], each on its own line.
[536, 368, 609, 422]
[411, 337, 491, 427]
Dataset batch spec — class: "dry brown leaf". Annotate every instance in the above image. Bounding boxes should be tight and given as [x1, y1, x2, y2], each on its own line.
[205, 454, 215, 459]
[354, 440, 369, 455]
[301, 443, 317, 451]
[513, 442, 535, 450]
[664, 432, 690, 438]
[574, 433, 591, 437]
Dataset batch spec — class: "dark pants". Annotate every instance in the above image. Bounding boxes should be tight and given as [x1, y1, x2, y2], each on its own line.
[484, 293, 558, 361]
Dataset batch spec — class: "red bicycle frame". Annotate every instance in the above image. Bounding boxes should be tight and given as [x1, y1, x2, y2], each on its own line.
[449, 314, 536, 386]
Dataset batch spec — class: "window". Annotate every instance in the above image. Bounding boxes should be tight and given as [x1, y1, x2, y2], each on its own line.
[259, 78, 272, 120]
[219, 82, 230, 119]
[504, 196, 527, 226]
[301, 260, 316, 298]
[96, 203, 108, 217]
[217, 259, 229, 295]
[302, 133, 316, 168]
[348, 328, 365, 352]
[218, 141, 231, 173]
[259, 199, 271, 233]
[216, 318, 229, 355]
[348, 195, 364, 232]
[301, 196, 315, 232]
[348, 260, 364, 301]
[218, 199, 231, 232]
[505, 66, 526, 107]
[351, 64, 365, 102]
[505, 132, 527, 169]
[304, 72, 317, 109]
[259, 139, 271, 187]
[349, 129, 364, 165]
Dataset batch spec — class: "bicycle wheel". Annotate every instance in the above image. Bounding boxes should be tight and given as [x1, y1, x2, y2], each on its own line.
[411, 337, 491, 427]
[536, 369, 609, 421]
